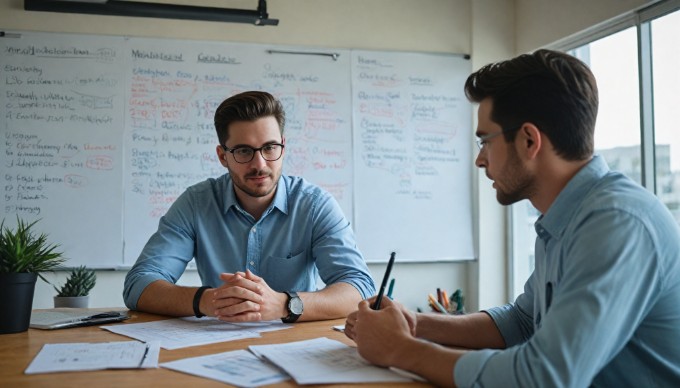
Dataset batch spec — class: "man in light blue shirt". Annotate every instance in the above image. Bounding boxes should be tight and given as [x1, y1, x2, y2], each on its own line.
[124, 91, 375, 323]
[345, 49, 680, 386]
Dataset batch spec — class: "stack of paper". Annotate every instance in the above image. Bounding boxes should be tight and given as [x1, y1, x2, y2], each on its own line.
[160, 337, 416, 387]
[249, 337, 413, 384]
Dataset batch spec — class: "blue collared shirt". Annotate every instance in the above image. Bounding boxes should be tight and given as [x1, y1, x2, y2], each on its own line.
[456, 155, 680, 387]
[123, 174, 375, 309]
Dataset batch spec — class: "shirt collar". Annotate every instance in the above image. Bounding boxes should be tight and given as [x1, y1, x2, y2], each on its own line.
[271, 175, 289, 215]
[535, 154, 609, 239]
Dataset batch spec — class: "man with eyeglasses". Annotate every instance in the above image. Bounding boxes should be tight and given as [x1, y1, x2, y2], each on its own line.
[345, 49, 680, 386]
[124, 91, 375, 323]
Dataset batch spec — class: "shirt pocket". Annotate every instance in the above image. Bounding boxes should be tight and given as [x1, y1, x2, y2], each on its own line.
[262, 250, 313, 292]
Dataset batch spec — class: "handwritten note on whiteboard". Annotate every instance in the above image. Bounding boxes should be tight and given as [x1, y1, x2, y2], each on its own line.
[1, 33, 125, 266]
[352, 50, 474, 262]
[122, 40, 352, 265]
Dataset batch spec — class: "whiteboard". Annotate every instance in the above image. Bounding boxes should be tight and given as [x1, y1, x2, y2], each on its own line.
[1, 32, 126, 268]
[352, 50, 474, 262]
[0, 29, 472, 267]
[121, 38, 353, 265]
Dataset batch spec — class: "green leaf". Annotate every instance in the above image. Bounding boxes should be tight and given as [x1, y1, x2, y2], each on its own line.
[55, 265, 97, 297]
[0, 217, 66, 276]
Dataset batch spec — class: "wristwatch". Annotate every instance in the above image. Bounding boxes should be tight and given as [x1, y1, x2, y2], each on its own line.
[282, 291, 303, 323]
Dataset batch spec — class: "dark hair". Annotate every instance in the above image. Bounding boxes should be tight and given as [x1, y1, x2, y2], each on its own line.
[464, 49, 598, 161]
[214, 91, 286, 145]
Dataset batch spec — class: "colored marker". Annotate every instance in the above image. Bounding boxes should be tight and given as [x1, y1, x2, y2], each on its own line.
[387, 278, 395, 299]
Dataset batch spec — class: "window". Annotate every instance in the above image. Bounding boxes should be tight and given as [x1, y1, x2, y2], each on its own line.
[573, 28, 642, 184]
[652, 10, 680, 224]
[509, 2, 680, 301]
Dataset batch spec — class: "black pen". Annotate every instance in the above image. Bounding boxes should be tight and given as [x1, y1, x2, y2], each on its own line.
[372, 252, 396, 310]
[138, 343, 150, 368]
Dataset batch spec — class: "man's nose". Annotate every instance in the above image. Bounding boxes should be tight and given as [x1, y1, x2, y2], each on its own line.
[475, 151, 486, 169]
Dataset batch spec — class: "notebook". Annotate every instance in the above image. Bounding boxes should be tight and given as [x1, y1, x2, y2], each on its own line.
[30, 308, 129, 330]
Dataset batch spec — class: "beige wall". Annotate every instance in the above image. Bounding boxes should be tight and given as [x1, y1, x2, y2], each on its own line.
[2, 0, 470, 53]
[515, 0, 655, 52]
[468, 0, 516, 311]
[2, 0, 654, 313]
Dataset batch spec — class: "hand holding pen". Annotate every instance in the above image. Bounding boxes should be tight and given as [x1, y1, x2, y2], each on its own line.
[344, 295, 417, 341]
[372, 252, 396, 310]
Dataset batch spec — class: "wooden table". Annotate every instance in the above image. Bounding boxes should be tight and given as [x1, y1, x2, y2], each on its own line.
[0, 309, 432, 387]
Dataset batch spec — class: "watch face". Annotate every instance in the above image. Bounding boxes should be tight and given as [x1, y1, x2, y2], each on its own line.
[289, 296, 304, 315]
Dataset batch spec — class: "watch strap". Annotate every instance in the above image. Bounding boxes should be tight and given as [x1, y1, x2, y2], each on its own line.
[193, 286, 210, 318]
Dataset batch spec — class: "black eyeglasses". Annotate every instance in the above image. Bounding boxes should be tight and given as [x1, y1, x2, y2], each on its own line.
[221, 143, 285, 164]
[475, 126, 522, 150]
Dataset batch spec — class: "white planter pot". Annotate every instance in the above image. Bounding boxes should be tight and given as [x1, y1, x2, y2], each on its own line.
[54, 296, 90, 308]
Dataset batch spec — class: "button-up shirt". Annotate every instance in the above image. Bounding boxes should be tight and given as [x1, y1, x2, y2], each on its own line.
[124, 174, 375, 309]
[456, 155, 680, 387]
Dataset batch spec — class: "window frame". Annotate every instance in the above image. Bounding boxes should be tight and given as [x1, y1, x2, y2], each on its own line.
[507, 0, 680, 301]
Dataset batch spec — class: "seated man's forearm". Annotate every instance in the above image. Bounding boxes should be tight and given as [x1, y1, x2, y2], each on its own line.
[297, 282, 363, 321]
[416, 311, 506, 349]
[136, 280, 199, 317]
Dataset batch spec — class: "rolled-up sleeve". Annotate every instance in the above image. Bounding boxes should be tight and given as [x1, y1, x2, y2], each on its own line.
[123, 193, 196, 309]
[311, 192, 376, 299]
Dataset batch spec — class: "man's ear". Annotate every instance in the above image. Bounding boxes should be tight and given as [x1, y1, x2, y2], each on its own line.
[216, 145, 229, 167]
[518, 123, 542, 160]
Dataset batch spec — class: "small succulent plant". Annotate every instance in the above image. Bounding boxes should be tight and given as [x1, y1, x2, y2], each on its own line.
[53, 265, 96, 297]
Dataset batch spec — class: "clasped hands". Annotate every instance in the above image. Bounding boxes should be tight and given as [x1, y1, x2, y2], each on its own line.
[203, 269, 287, 322]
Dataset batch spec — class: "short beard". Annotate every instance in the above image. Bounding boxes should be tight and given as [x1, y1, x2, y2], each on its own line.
[232, 168, 279, 198]
[496, 149, 535, 206]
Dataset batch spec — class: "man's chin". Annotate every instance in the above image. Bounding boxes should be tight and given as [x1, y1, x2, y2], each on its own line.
[496, 192, 523, 206]
[244, 184, 277, 198]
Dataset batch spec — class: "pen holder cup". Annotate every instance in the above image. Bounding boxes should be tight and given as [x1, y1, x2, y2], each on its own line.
[54, 296, 90, 308]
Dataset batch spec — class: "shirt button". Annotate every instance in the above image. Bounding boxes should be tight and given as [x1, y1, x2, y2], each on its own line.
[251, 227, 256, 233]
[249, 261, 255, 266]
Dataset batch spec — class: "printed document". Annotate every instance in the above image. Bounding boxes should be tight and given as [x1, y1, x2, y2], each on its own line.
[25, 341, 160, 374]
[102, 317, 291, 350]
[161, 349, 289, 388]
[249, 337, 414, 384]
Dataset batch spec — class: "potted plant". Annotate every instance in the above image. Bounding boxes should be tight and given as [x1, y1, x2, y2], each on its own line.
[0, 217, 65, 334]
[52, 265, 96, 308]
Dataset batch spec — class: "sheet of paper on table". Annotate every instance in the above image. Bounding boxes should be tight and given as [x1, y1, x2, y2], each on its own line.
[249, 337, 415, 384]
[25, 341, 160, 374]
[102, 317, 291, 350]
[161, 349, 289, 388]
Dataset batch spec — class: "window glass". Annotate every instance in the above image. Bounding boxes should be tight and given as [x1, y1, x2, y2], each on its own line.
[509, 8, 680, 301]
[573, 28, 642, 184]
[652, 10, 680, 224]
[510, 28, 641, 300]
[510, 200, 538, 299]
